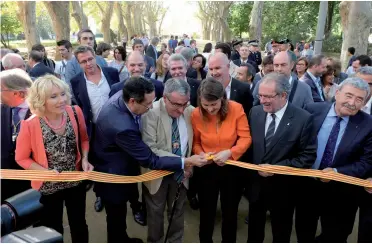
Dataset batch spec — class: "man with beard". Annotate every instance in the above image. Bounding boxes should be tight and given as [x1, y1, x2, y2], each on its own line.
[301, 55, 328, 102]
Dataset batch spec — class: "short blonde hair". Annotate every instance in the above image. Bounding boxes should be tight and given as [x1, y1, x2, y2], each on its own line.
[27, 75, 72, 117]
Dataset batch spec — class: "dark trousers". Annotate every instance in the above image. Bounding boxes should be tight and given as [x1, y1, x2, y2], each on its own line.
[187, 167, 199, 200]
[198, 164, 244, 243]
[129, 183, 146, 214]
[358, 188, 372, 243]
[295, 178, 358, 243]
[38, 184, 88, 243]
[104, 199, 131, 243]
[248, 175, 296, 243]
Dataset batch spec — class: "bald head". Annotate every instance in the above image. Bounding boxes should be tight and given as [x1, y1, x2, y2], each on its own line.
[127, 51, 146, 77]
[208, 52, 230, 66]
[2, 53, 26, 71]
[273, 51, 293, 78]
[208, 52, 231, 86]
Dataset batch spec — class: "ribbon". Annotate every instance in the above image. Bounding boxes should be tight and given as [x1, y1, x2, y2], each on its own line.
[1, 160, 371, 188]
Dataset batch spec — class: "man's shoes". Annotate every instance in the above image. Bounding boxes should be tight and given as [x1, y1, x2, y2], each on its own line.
[189, 196, 199, 210]
[133, 209, 146, 226]
[245, 216, 249, 224]
[127, 237, 143, 243]
[94, 197, 104, 212]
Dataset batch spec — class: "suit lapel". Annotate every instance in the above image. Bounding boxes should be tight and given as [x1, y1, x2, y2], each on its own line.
[314, 103, 333, 133]
[79, 73, 92, 110]
[230, 79, 238, 101]
[102, 68, 114, 87]
[159, 99, 172, 150]
[255, 107, 266, 159]
[264, 104, 294, 155]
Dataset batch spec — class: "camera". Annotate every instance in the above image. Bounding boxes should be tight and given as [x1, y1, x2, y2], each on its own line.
[1, 189, 63, 242]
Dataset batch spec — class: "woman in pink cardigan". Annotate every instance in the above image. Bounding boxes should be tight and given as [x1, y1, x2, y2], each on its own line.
[15, 75, 93, 242]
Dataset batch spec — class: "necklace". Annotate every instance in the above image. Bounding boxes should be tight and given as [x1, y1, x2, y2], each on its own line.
[44, 113, 66, 130]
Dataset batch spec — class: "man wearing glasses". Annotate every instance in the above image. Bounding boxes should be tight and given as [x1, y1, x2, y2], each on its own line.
[141, 78, 194, 242]
[65, 29, 108, 85]
[94, 76, 207, 242]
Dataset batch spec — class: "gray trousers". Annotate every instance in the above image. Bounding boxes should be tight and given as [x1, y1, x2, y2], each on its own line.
[143, 175, 187, 243]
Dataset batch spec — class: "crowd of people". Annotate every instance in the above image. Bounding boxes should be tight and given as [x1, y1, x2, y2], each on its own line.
[1, 28, 372, 243]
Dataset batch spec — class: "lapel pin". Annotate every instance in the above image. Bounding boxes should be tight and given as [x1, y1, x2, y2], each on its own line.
[287, 123, 290, 126]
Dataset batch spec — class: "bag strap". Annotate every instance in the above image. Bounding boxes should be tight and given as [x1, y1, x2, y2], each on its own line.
[289, 78, 298, 103]
[71, 106, 82, 156]
[118, 64, 125, 73]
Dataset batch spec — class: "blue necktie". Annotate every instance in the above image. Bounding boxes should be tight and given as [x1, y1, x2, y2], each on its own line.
[319, 117, 342, 170]
[171, 118, 184, 183]
[134, 115, 141, 130]
[12, 107, 22, 134]
[315, 78, 325, 101]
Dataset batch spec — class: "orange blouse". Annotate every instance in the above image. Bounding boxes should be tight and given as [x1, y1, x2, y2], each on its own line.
[191, 100, 252, 160]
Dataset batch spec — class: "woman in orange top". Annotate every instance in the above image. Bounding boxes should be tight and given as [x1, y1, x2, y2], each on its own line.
[15, 75, 93, 242]
[191, 77, 252, 242]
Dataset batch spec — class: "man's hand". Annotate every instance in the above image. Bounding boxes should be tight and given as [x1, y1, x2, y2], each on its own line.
[258, 163, 274, 177]
[320, 168, 335, 183]
[365, 178, 372, 194]
[183, 165, 193, 180]
[82, 158, 94, 172]
[212, 150, 231, 166]
[185, 155, 208, 168]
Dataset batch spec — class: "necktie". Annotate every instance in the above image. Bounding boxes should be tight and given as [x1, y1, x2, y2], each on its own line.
[319, 117, 343, 170]
[315, 78, 325, 101]
[265, 114, 276, 149]
[134, 115, 141, 130]
[12, 107, 22, 134]
[171, 117, 184, 183]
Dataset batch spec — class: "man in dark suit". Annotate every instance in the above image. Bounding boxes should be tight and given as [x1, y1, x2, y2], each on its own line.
[94, 76, 208, 242]
[247, 72, 317, 242]
[110, 51, 164, 100]
[248, 40, 262, 66]
[70, 46, 119, 213]
[301, 54, 328, 102]
[28, 50, 55, 79]
[231, 40, 242, 61]
[133, 39, 155, 76]
[296, 77, 372, 242]
[232, 44, 258, 73]
[0, 69, 33, 202]
[145, 37, 160, 63]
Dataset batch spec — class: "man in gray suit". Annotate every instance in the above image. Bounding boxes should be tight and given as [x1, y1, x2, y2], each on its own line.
[253, 51, 313, 108]
[141, 78, 194, 242]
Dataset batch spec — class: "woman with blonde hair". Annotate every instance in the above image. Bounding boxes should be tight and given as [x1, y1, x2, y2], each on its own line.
[15, 74, 93, 242]
[191, 77, 252, 242]
[151, 51, 170, 82]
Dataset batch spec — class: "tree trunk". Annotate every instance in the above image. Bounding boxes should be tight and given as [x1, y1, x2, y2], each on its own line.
[133, 4, 143, 35]
[158, 9, 168, 37]
[249, 1, 264, 44]
[115, 2, 128, 43]
[17, 1, 40, 51]
[44, 1, 70, 41]
[219, 2, 232, 42]
[123, 3, 134, 38]
[340, 1, 372, 70]
[96, 2, 114, 43]
[71, 1, 88, 30]
[324, 1, 335, 39]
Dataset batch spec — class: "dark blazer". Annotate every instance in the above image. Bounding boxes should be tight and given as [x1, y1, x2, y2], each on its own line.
[146, 44, 157, 63]
[247, 103, 317, 201]
[186, 78, 200, 107]
[305, 102, 372, 178]
[230, 78, 254, 117]
[232, 59, 259, 74]
[70, 67, 120, 138]
[29, 63, 54, 79]
[109, 77, 164, 101]
[302, 71, 325, 102]
[144, 55, 155, 74]
[196, 69, 207, 81]
[1, 104, 32, 201]
[231, 50, 240, 61]
[93, 91, 183, 204]
[250, 51, 262, 66]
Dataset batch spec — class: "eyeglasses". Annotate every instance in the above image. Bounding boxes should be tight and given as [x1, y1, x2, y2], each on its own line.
[82, 37, 94, 41]
[256, 94, 279, 100]
[79, 57, 95, 65]
[136, 98, 156, 110]
[166, 96, 190, 109]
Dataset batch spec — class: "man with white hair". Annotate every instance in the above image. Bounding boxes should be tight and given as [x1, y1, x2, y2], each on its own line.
[1, 53, 26, 71]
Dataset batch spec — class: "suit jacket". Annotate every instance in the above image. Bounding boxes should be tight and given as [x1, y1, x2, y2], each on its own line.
[232, 59, 259, 74]
[248, 103, 317, 201]
[70, 66, 120, 138]
[186, 78, 200, 107]
[141, 98, 194, 194]
[230, 78, 254, 117]
[146, 44, 158, 62]
[93, 91, 183, 204]
[144, 54, 155, 74]
[15, 106, 89, 190]
[109, 77, 164, 101]
[253, 75, 313, 109]
[231, 50, 240, 61]
[29, 63, 54, 79]
[305, 102, 372, 178]
[302, 71, 325, 102]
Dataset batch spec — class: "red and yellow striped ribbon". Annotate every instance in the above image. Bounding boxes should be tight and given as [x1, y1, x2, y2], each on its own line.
[1, 160, 371, 188]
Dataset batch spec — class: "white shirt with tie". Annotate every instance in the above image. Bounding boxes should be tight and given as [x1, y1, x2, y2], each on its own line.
[171, 115, 189, 157]
[264, 101, 289, 135]
[225, 77, 233, 99]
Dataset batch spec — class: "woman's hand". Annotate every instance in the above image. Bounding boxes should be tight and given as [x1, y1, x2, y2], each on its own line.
[365, 178, 372, 194]
[82, 158, 94, 172]
[213, 150, 232, 166]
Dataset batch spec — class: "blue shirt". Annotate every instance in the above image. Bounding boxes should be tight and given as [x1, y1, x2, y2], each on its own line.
[313, 104, 349, 169]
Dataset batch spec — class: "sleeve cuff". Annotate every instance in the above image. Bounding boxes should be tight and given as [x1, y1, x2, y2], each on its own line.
[181, 158, 184, 170]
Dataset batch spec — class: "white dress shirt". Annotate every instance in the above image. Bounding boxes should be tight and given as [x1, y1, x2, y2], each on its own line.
[84, 69, 111, 123]
[362, 96, 372, 115]
[264, 101, 289, 135]
[225, 77, 233, 99]
[172, 115, 189, 157]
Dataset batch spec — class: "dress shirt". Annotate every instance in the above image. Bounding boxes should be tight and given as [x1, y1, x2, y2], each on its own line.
[288, 76, 293, 85]
[15, 100, 29, 121]
[362, 96, 372, 115]
[264, 101, 289, 135]
[313, 103, 349, 169]
[152, 45, 158, 60]
[170, 115, 188, 157]
[307, 70, 324, 101]
[225, 77, 233, 99]
[240, 58, 248, 64]
[84, 68, 111, 123]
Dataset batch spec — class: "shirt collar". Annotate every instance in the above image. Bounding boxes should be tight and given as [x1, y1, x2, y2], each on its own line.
[289, 76, 293, 85]
[123, 101, 139, 120]
[268, 101, 288, 121]
[16, 100, 28, 109]
[33, 62, 40, 68]
[327, 103, 350, 123]
[84, 65, 102, 81]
